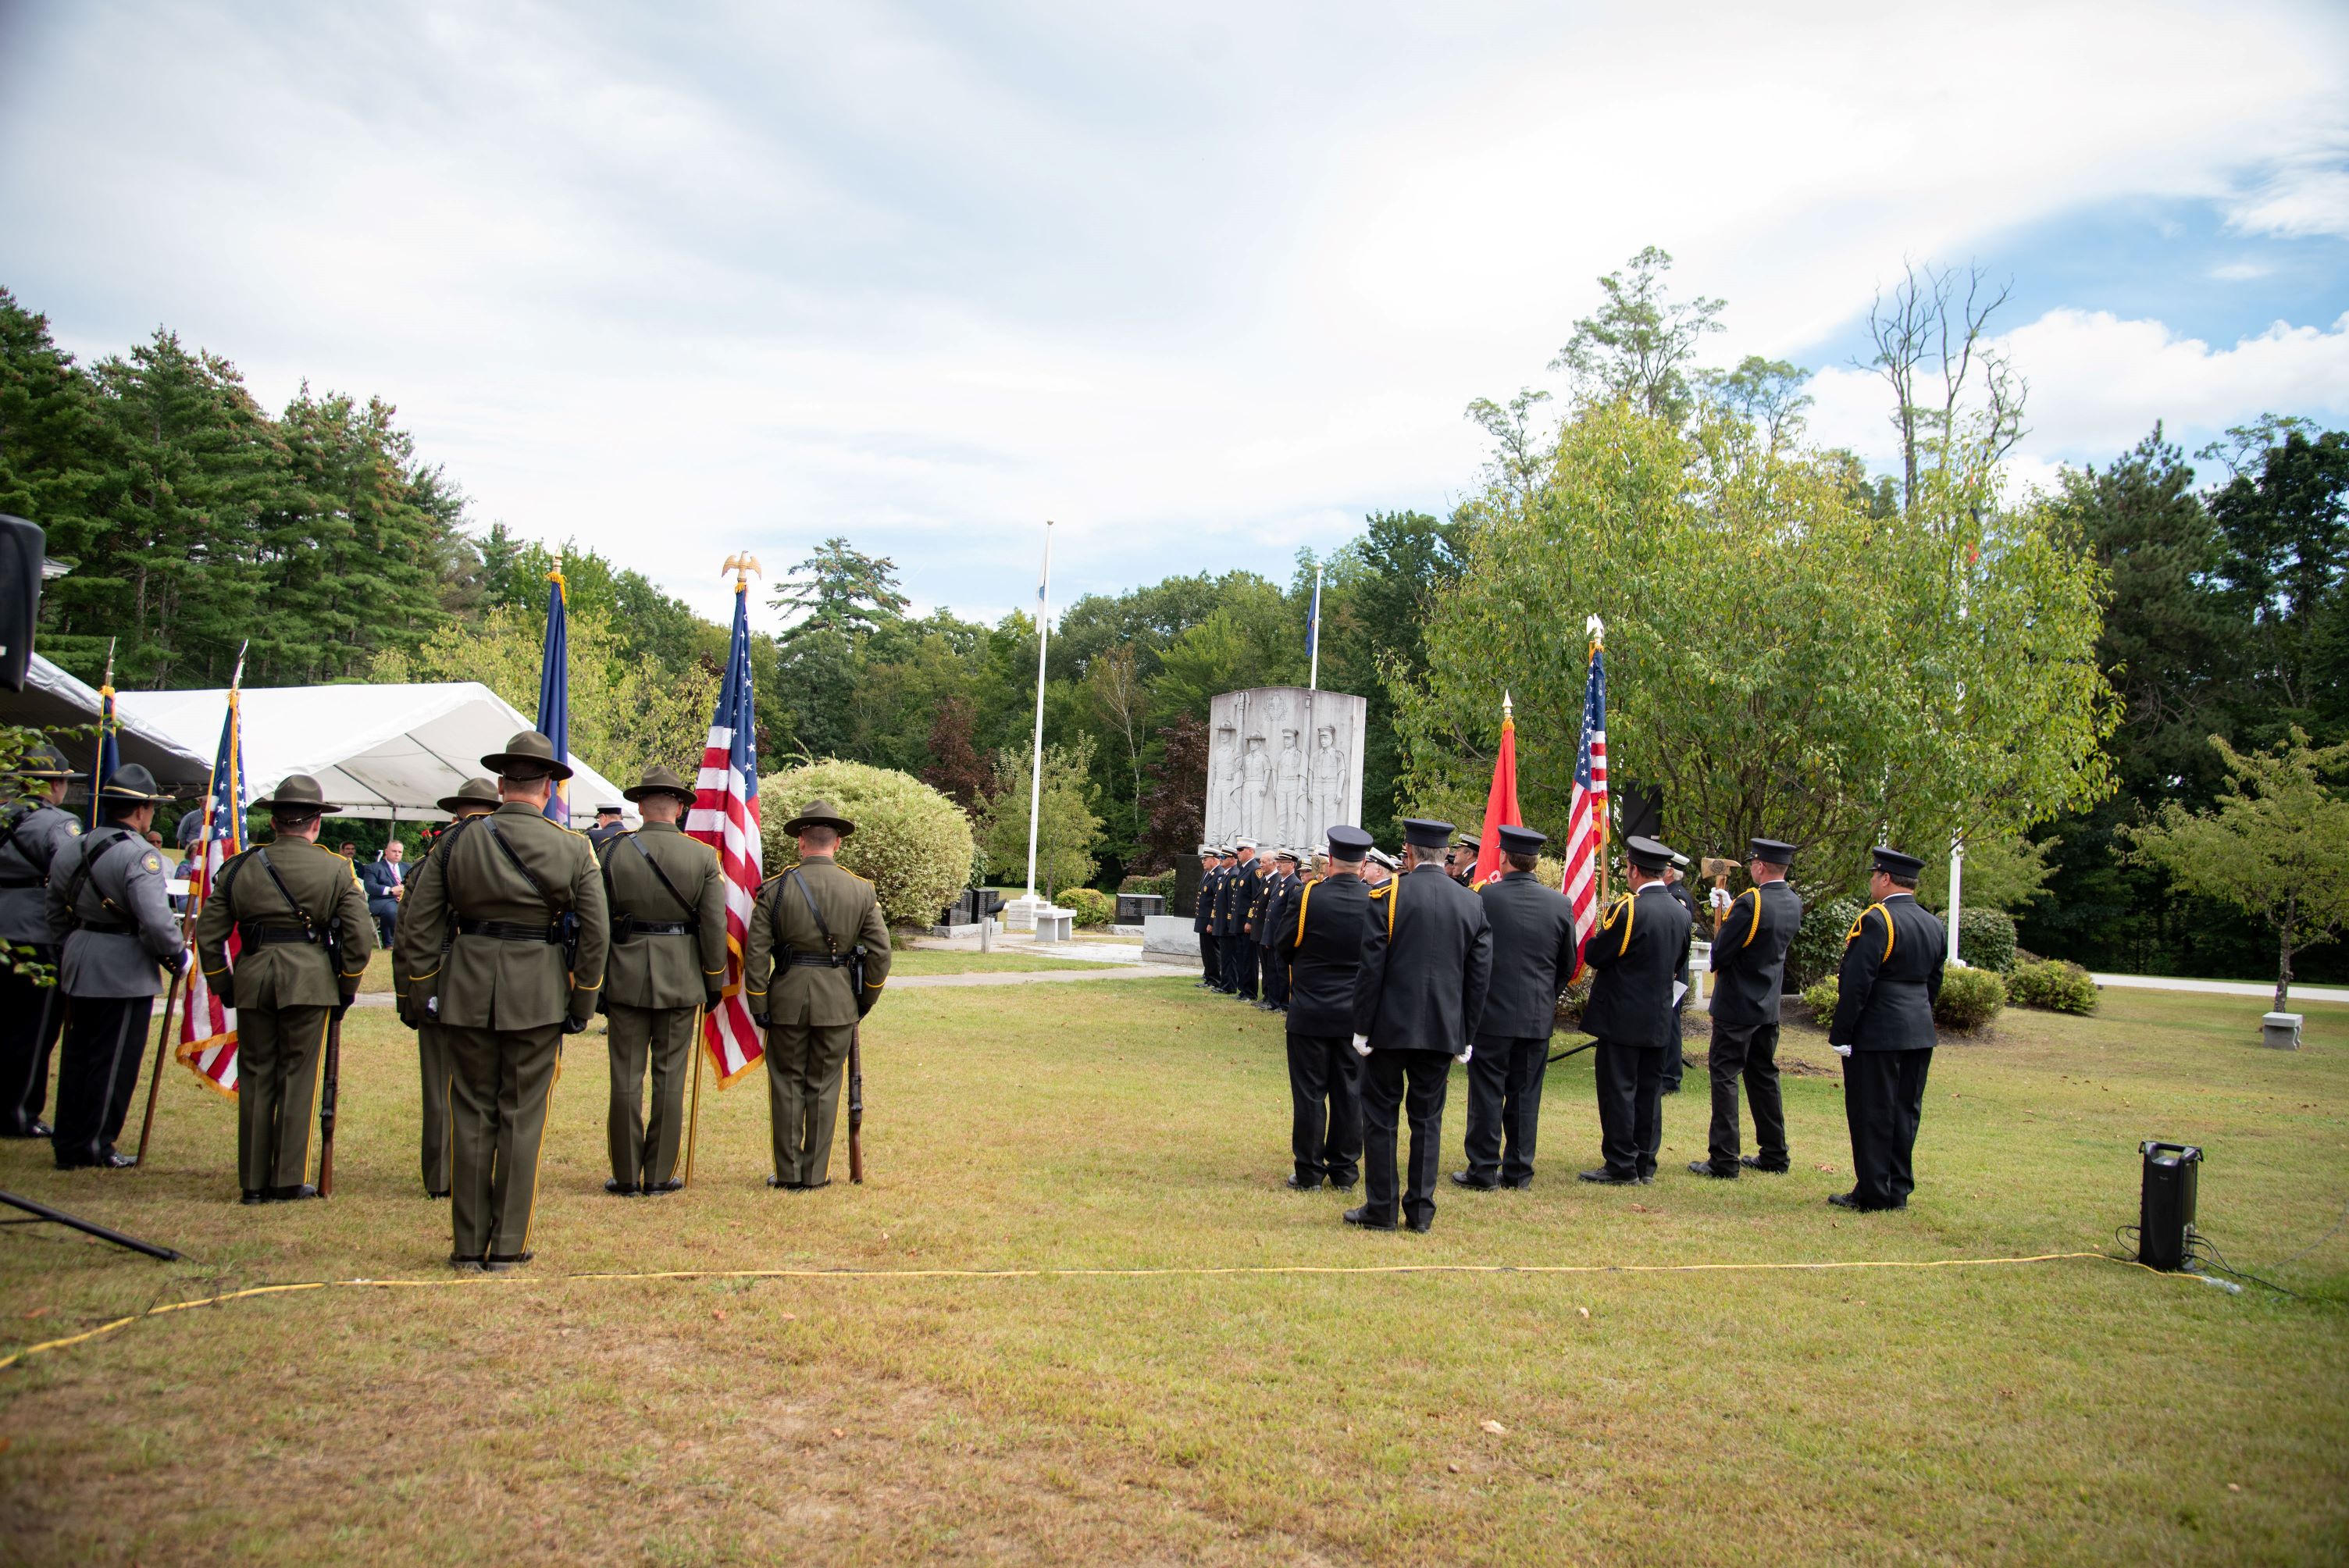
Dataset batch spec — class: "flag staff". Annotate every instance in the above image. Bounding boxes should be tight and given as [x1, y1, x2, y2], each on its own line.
[1308, 562, 1323, 692]
[1021, 520, 1053, 910]
[1587, 615, 1606, 910]
[89, 636, 116, 828]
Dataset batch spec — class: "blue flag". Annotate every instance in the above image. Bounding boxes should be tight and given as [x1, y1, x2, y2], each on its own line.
[536, 565, 569, 823]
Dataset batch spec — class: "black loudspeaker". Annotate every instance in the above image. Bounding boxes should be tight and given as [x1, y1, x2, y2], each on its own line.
[2138, 1142, 2201, 1270]
[1615, 783, 1663, 843]
[0, 515, 42, 693]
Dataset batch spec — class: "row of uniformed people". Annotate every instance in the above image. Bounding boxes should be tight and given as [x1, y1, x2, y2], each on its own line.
[1246, 817, 1947, 1232]
[1190, 837, 1399, 1009]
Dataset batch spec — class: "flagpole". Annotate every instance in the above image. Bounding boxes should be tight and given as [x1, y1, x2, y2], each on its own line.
[1022, 520, 1053, 904]
[89, 636, 116, 828]
[1309, 563, 1322, 692]
[1588, 616, 1606, 911]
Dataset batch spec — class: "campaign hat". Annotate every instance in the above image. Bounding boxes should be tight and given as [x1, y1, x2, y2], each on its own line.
[480, 730, 574, 782]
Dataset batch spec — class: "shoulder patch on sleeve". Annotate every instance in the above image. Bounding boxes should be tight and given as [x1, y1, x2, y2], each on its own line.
[66, 820, 82, 836]
[143, 852, 162, 873]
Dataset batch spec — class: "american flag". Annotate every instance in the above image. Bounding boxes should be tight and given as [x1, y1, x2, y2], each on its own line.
[1559, 633, 1607, 968]
[689, 577, 765, 1085]
[176, 681, 248, 1096]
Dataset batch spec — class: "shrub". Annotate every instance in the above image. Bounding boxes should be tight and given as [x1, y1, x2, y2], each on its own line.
[1801, 976, 1839, 1017]
[1934, 967, 2006, 1032]
[1957, 907, 2018, 973]
[1788, 897, 1863, 989]
[1121, 869, 1177, 902]
[760, 760, 975, 929]
[1060, 886, 1115, 927]
[2009, 957, 2098, 1014]
[1553, 967, 1595, 1028]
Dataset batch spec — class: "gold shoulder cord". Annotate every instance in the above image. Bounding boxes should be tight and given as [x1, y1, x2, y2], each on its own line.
[1740, 887, 1762, 948]
[1845, 903, 1895, 962]
[1294, 881, 1314, 946]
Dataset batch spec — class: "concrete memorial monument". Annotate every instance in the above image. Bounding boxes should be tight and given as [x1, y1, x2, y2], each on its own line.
[1204, 687, 1367, 853]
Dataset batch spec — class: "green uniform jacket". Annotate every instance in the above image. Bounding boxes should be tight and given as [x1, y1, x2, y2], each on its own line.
[395, 802, 610, 1031]
[595, 822, 729, 1010]
[194, 836, 375, 1007]
[743, 853, 892, 1028]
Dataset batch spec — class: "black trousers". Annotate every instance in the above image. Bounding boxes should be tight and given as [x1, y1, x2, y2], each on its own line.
[52, 994, 151, 1168]
[1593, 1041, 1664, 1181]
[1663, 978, 1686, 1089]
[1844, 1049, 1932, 1208]
[1260, 945, 1286, 1006]
[0, 950, 65, 1134]
[1463, 1032, 1550, 1184]
[1285, 1031, 1362, 1185]
[1361, 1049, 1452, 1228]
[1224, 932, 1256, 999]
[1704, 1020, 1788, 1173]
[1199, 931, 1220, 985]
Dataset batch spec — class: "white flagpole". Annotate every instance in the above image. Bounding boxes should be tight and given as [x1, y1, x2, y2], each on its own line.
[1023, 520, 1053, 902]
[1309, 563, 1322, 692]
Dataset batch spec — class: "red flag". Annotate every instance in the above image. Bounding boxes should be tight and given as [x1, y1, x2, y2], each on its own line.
[1470, 694, 1522, 886]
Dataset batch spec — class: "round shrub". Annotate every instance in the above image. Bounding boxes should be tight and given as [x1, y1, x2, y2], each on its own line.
[1801, 976, 1839, 1017]
[1120, 869, 1177, 902]
[1933, 967, 2006, 1032]
[760, 761, 975, 930]
[1060, 886, 1114, 927]
[1957, 907, 2018, 973]
[1789, 897, 1863, 989]
[2008, 957, 2098, 1014]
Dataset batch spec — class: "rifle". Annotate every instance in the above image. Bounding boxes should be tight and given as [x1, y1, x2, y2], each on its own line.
[847, 1025, 864, 1185]
[134, 882, 202, 1165]
[318, 1003, 345, 1196]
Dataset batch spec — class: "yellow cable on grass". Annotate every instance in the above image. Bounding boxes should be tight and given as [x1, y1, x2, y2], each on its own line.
[1, 1252, 2190, 1374]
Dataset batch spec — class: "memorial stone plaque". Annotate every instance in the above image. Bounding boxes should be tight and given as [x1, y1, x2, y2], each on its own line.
[1203, 687, 1367, 851]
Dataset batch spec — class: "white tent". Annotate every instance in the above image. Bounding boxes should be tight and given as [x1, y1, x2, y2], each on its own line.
[5, 654, 212, 790]
[111, 678, 637, 825]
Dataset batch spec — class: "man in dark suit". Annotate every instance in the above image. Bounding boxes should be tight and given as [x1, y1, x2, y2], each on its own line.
[1275, 827, 1374, 1190]
[586, 804, 629, 853]
[1660, 853, 1701, 1093]
[1454, 825, 1579, 1190]
[359, 840, 407, 946]
[1830, 846, 1947, 1211]
[1347, 817, 1492, 1232]
[1221, 840, 1260, 1000]
[1193, 846, 1225, 991]
[1578, 835, 1692, 1186]
[1692, 837, 1804, 1178]
[1256, 847, 1302, 1012]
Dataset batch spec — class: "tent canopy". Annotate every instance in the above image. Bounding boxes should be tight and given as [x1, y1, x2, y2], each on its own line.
[110, 677, 637, 825]
[5, 654, 212, 791]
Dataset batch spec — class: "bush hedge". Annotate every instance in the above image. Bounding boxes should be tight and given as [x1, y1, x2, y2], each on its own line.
[1934, 967, 2006, 1031]
[759, 760, 975, 929]
[1060, 886, 1115, 926]
[1957, 907, 2018, 973]
[1789, 897, 1863, 989]
[2009, 957, 2098, 1014]
[1801, 976, 1841, 1017]
[1120, 870, 1177, 902]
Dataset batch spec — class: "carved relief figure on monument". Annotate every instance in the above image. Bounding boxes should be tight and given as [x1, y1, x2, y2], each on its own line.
[1310, 723, 1347, 845]
[1242, 735, 1271, 842]
[1275, 729, 1305, 843]
[1217, 725, 1242, 832]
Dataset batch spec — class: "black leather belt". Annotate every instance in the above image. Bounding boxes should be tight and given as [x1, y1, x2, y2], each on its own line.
[457, 918, 559, 943]
[0, 874, 41, 889]
[628, 920, 693, 936]
[782, 953, 848, 968]
[238, 923, 317, 946]
[78, 921, 134, 936]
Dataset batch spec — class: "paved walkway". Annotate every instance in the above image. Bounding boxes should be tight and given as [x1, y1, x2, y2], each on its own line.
[351, 961, 1177, 1007]
[2091, 973, 2349, 1005]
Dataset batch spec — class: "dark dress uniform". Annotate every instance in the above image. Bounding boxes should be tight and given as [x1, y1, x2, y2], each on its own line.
[744, 800, 893, 1189]
[1662, 875, 1701, 1092]
[1460, 830, 1579, 1189]
[1698, 843, 1802, 1177]
[586, 812, 628, 853]
[397, 777, 497, 1196]
[1220, 851, 1259, 999]
[1348, 821, 1493, 1232]
[597, 766, 729, 1195]
[1578, 838, 1692, 1185]
[1274, 833, 1373, 1189]
[397, 733, 610, 1268]
[1192, 851, 1222, 989]
[1258, 860, 1299, 1009]
[1830, 850, 1946, 1210]
[43, 767, 184, 1169]
[194, 777, 374, 1201]
[0, 745, 80, 1137]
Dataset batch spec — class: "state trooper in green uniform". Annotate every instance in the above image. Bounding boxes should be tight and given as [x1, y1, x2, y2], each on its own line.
[397, 732, 608, 1270]
[396, 775, 498, 1197]
[595, 764, 727, 1196]
[744, 798, 892, 1190]
[194, 774, 372, 1203]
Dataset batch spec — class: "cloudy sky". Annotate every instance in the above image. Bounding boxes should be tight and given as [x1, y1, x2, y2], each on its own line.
[2, 1, 2344, 628]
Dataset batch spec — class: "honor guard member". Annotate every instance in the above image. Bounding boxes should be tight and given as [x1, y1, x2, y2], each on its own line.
[1691, 838, 1803, 1178]
[44, 765, 183, 1169]
[398, 776, 498, 1196]
[1660, 852, 1702, 1093]
[744, 799, 893, 1190]
[1257, 847, 1303, 1011]
[397, 732, 609, 1270]
[0, 740, 80, 1138]
[1449, 834, 1481, 886]
[1577, 836, 1691, 1186]
[1455, 825, 1580, 1191]
[1274, 826, 1373, 1190]
[596, 764, 727, 1196]
[194, 775, 372, 1203]
[1192, 845, 1222, 990]
[1346, 818, 1492, 1232]
[1829, 846, 1946, 1211]
[1221, 839, 1259, 1000]
[586, 804, 628, 852]
[1363, 846, 1396, 889]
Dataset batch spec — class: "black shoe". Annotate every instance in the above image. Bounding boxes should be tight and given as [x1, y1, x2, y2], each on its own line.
[1449, 1171, 1498, 1191]
[1285, 1174, 1323, 1191]
[1499, 1175, 1532, 1190]
[647, 1178, 684, 1194]
[1661, 1082, 1682, 1096]
[1828, 1191, 1870, 1210]
[241, 1189, 267, 1206]
[1688, 1160, 1736, 1179]
[1739, 1155, 1788, 1174]
[604, 1178, 637, 1196]
[766, 1174, 801, 1189]
[425, 1189, 450, 1199]
[1579, 1168, 1638, 1185]
[97, 1151, 137, 1170]
[448, 1254, 485, 1272]
[270, 1183, 319, 1201]
[484, 1251, 534, 1271]
[798, 1180, 832, 1192]
[1404, 1213, 1434, 1233]
[1342, 1205, 1398, 1231]
[1328, 1178, 1358, 1192]
[1, 1120, 52, 1139]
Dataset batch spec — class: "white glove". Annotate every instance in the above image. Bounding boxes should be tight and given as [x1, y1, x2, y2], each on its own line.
[1709, 886, 1733, 912]
[1831, 1043, 1852, 1057]
[1456, 1043, 1474, 1064]
[1351, 1034, 1372, 1057]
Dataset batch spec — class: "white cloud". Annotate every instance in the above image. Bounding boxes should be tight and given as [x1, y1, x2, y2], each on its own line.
[2225, 158, 2349, 239]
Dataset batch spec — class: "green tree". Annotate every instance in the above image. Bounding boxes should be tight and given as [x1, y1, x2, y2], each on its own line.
[2206, 425, 2349, 727]
[1551, 246, 1723, 425]
[1697, 355, 1813, 454]
[772, 536, 910, 643]
[0, 289, 103, 566]
[978, 736, 1103, 898]
[2127, 729, 2349, 1010]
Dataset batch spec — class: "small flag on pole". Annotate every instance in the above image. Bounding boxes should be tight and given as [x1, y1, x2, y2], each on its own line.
[1560, 622, 1608, 968]
[1470, 693, 1522, 886]
[537, 558, 570, 824]
[176, 657, 249, 1096]
[690, 561, 766, 1087]
[87, 638, 120, 828]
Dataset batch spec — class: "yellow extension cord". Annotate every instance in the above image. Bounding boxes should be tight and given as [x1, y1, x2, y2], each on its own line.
[0, 1250, 2189, 1374]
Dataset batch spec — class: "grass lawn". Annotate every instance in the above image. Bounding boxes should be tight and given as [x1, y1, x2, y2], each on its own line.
[2, 982, 2344, 1564]
[888, 949, 1135, 976]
